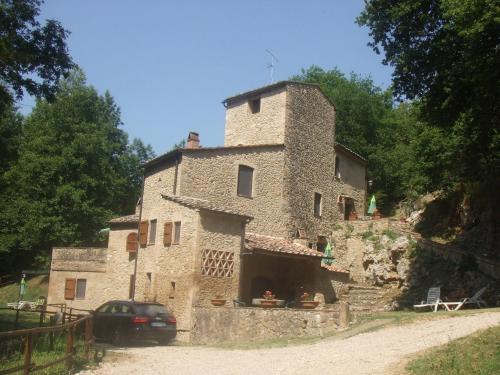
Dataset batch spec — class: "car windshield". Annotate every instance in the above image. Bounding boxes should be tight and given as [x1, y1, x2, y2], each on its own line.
[134, 304, 168, 316]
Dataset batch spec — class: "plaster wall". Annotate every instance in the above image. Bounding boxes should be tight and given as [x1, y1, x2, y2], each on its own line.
[224, 87, 287, 146]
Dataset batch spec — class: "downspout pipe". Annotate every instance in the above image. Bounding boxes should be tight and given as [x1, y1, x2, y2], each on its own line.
[132, 173, 146, 301]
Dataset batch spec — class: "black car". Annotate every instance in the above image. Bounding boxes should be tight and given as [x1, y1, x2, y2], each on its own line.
[92, 300, 177, 345]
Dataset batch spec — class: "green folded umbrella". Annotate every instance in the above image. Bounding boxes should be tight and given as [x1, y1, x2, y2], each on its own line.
[322, 242, 334, 266]
[368, 194, 376, 215]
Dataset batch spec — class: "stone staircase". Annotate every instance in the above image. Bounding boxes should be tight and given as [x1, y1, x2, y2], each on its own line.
[339, 284, 392, 313]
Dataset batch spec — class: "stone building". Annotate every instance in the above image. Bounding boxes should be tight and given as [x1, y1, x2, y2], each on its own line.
[47, 81, 367, 342]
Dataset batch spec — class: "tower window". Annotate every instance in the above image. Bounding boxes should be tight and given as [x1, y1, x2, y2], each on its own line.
[314, 193, 322, 217]
[237, 165, 254, 197]
[248, 97, 261, 113]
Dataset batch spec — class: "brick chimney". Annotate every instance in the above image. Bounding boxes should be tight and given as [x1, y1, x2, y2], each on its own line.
[186, 132, 200, 149]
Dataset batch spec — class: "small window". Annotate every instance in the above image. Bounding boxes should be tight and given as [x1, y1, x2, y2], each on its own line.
[173, 222, 181, 244]
[75, 279, 86, 299]
[314, 193, 322, 217]
[149, 219, 157, 244]
[334, 156, 340, 178]
[169, 281, 176, 299]
[237, 165, 253, 197]
[248, 97, 261, 113]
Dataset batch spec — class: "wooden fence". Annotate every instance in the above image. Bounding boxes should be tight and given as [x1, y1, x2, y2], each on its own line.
[0, 313, 93, 375]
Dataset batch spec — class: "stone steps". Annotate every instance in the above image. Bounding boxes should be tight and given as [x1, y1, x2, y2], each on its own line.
[339, 284, 389, 313]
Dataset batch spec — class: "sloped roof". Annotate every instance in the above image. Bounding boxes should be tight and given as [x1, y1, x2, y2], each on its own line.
[109, 214, 139, 224]
[334, 142, 367, 164]
[222, 81, 336, 109]
[162, 194, 252, 219]
[245, 232, 327, 259]
[320, 263, 349, 274]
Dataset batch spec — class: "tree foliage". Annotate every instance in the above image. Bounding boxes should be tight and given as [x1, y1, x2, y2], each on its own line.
[357, 0, 500, 184]
[0, 70, 154, 273]
[0, 0, 73, 110]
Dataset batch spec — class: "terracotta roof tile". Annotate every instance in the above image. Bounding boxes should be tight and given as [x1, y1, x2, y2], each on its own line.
[109, 214, 139, 224]
[245, 232, 326, 258]
[162, 194, 252, 219]
[320, 263, 349, 274]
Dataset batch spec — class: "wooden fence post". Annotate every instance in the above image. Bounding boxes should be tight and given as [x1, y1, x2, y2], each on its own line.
[23, 333, 33, 375]
[14, 309, 20, 330]
[84, 317, 92, 360]
[65, 326, 74, 370]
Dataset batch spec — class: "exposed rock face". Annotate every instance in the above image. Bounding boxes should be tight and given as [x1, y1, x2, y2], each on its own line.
[362, 234, 414, 286]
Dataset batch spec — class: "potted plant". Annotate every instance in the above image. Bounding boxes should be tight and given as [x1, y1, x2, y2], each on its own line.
[211, 295, 226, 306]
[260, 290, 277, 308]
[298, 292, 319, 309]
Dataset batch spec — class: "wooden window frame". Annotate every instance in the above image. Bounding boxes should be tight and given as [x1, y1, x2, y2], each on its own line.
[64, 278, 76, 300]
[163, 222, 173, 246]
[126, 232, 138, 253]
[139, 221, 149, 247]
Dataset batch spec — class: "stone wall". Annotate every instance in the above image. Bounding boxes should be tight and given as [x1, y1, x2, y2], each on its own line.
[195, 211, 244, 306]
[224, 86, 287, 146]
[191, 304, 346, 344]
[333, 150, 367, 216]
[283, 84, 337, 240]
[180, 145, 288, 237]
[135, 198, 200, 337]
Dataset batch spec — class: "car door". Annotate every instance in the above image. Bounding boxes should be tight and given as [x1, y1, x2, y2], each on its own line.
[112, 303, 133, 337]
[93, 302, 112, 339]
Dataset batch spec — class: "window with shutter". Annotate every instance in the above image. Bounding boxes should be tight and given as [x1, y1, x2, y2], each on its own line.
[126, 233, 138, 252]
[139, 221, 149, 247]
[149, 219, 157, 244]
[64, 278, 76, 300]
[163, 222, 173, 246]
[76, 279, 86, 299]
[173, 222, 181, 244]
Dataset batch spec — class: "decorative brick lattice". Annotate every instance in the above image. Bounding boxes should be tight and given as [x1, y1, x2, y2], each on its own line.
[201, 249, 234, 277]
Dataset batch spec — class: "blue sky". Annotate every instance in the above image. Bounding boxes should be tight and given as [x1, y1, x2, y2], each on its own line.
[25, 0, 393, 155]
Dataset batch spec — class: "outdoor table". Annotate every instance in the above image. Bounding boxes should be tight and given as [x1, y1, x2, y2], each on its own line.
[251, 298, 286, 307]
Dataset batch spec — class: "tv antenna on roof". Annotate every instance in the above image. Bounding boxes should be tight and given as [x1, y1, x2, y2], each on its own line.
[266, 49, 279, 83]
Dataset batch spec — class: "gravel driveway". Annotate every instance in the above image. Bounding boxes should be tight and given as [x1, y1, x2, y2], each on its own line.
[80, 312, 500, 375]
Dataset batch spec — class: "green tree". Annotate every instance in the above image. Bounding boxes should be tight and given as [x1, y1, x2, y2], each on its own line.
[0, 0, 74, 111]
[0, 70, 154, 273]
[357, 0, 500, 184]
[293, 66, 392, 158]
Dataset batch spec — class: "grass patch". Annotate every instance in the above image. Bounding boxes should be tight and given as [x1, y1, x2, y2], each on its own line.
[0, 275, 49, 306]
[361, 230, 375, 240]
[381, 228, 398, 240]
[407, 325, 500, 375]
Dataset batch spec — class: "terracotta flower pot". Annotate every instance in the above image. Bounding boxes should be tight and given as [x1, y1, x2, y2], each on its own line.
[211, 299, 226, 306]
[260, 300, 277, 308]
[299, 301, 319, 309]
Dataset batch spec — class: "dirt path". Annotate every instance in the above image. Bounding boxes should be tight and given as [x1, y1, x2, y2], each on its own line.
[80, 312, 500, 375]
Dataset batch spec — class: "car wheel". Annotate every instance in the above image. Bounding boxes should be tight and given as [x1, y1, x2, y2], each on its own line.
[158, 338, 171, 345]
